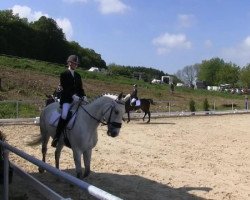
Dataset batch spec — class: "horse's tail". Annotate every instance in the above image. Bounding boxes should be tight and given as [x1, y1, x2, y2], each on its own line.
[0, 130, 6, 142]
[27, 135, 42, 146]
[148, 99, 155, 105]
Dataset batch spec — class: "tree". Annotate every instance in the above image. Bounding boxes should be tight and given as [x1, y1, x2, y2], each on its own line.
[176, 64, 199, 85]
[216, 63, 240, 86]
[30, 16, 68, 63]
[240, 65, 250, 88]
[198, 57, 225, 85]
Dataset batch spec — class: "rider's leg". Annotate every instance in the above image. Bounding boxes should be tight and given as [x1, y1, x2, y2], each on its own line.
[130, 98, 136, 106]
[51, 103, 70, 147]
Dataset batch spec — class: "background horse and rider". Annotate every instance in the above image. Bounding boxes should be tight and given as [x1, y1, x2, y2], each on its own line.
[124, 94, 155, 123]
[29, 93, 128, 179]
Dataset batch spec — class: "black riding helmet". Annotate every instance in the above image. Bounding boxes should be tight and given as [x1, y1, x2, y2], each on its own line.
[67, 55, 79, 64]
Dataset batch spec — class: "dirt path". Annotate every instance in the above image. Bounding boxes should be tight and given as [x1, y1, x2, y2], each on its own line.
[1, 114, 250, 200]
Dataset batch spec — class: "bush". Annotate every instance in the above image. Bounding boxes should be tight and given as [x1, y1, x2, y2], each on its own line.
[203, 98, 209, 111]
[189, 99, 196, 114]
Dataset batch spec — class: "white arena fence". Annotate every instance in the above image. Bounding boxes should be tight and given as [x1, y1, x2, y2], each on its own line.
[0, 140, 123, 200]
[0, 99, 249, 121]
[0, 99, 248, 119]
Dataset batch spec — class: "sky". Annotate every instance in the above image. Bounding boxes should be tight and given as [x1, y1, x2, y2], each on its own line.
[2, 0, 250, 75]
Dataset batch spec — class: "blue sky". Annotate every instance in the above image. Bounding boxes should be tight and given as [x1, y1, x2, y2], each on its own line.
[1, 0, 250, 74]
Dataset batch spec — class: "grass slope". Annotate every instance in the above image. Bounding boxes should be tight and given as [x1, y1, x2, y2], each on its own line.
[0, 55, 247, 118]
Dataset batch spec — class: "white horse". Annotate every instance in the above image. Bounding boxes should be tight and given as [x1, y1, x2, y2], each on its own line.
[30, 93, 128, 179]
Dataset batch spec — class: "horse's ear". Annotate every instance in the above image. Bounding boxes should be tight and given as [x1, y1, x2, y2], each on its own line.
[118, 92, 123, 100]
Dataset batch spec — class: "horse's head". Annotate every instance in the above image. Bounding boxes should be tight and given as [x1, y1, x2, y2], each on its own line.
[103, 93, 126, 137]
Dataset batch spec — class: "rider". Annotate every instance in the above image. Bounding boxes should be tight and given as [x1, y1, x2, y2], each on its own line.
[130, 84, 138, 107]
[51, 55, 87, 147]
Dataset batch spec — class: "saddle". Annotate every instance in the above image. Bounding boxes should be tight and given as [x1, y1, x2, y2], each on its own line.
[49, 110, 76, 129]
[49, 108, 78, 148]
[131, 100, 141, 107]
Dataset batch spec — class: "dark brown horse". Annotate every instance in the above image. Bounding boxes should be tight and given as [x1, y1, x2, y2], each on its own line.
[125, 94, 154, 123]
[45, 88, 62, 106]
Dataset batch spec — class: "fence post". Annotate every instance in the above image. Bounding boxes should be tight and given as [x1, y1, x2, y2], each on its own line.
[16, 101, 19, 118]
[168, 101, 171, 115]
[3, 149, 9, 200]
[245, 95, 248, 111]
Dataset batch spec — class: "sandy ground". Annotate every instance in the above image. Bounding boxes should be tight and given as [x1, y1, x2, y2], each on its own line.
[0, 114, 250, 200]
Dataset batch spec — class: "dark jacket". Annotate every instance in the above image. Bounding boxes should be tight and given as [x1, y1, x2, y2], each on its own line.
[131, 88, 138, 99]
[59, 70, 86, 105]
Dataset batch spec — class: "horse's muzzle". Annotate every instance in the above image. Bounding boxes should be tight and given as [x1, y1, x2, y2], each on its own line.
[107, 122, 122, 137]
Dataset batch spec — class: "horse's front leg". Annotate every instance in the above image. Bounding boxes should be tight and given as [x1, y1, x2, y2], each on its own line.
[73, 150, 83, 179]
[83, 149, 92, 178]
[55, 144, 64, 169]
[39, 135, 50, 173]
[127, 112, 130, 123]
[147, 111, 151, 123]
[142, 112, 147, 121]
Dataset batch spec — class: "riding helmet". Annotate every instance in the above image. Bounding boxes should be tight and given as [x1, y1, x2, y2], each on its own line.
[67, 55, 79, 64]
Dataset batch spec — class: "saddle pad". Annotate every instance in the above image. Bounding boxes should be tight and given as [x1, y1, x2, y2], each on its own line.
[49, 111, 60, 126]
[49, 111, 76, 130]
[135, 100, 141, 106]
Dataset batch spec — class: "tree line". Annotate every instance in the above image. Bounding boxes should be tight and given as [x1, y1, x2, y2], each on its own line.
[0, 10, 106, 69]
[175, 57, 250, 88]
[0, 9, 173, 82]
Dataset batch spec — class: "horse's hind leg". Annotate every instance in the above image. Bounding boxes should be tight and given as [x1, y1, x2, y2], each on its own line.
[55, 144, 63, 169]
[39, 133, 50, 173]
[73, 150, 83, 179]
[83, 149, 92, 178]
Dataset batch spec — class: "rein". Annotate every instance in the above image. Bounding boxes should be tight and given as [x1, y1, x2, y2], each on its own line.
[80, 103, 119, 127]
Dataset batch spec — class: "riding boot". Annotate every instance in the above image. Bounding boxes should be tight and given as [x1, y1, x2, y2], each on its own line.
[51, 117, 67, 147]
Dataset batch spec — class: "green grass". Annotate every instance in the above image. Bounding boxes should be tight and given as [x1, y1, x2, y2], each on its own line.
[0, 102, 40, 118]
[0, 54, 248, 118]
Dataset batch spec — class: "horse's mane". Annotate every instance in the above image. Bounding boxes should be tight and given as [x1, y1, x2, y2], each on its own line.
[89, 93, 121, 103]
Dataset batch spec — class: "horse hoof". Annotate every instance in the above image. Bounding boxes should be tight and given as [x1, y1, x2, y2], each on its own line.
[83, 171, 90, 178]
[77, 173, 83, 179]
[38, 167, 44, 173]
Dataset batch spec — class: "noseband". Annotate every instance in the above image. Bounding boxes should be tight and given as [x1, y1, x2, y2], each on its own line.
[107, 106, 122, 128]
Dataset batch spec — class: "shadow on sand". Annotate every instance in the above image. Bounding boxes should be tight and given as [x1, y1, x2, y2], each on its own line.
[8, 168, 212, 200]
[137, 121, 176, 125]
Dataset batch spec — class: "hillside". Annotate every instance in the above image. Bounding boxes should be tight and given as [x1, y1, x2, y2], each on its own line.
[0, 56, 247, 116]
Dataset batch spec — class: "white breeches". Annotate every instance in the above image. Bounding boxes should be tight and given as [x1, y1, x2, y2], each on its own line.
[131, 98, 136, 104]
[61, 103, 70, 120]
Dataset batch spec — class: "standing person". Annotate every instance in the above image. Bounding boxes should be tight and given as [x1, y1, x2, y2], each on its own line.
[130, 84, 138, 106]
[51, 55, 87, 147]
[170, 83, 174, 94]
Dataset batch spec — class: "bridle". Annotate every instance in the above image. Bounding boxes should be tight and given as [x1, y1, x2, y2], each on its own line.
[80, 100, 123, 128]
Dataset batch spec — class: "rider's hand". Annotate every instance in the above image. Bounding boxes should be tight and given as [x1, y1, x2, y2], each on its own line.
[72, 94, 80, 102]
[83, 96, 88, 102]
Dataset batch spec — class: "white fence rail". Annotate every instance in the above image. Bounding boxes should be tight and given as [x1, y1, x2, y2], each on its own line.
[0, 140, 122, 200]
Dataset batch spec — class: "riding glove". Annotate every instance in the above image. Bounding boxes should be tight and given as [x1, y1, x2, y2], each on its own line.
[72, 94, 80, 102]
[83, 96, 88, 102]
